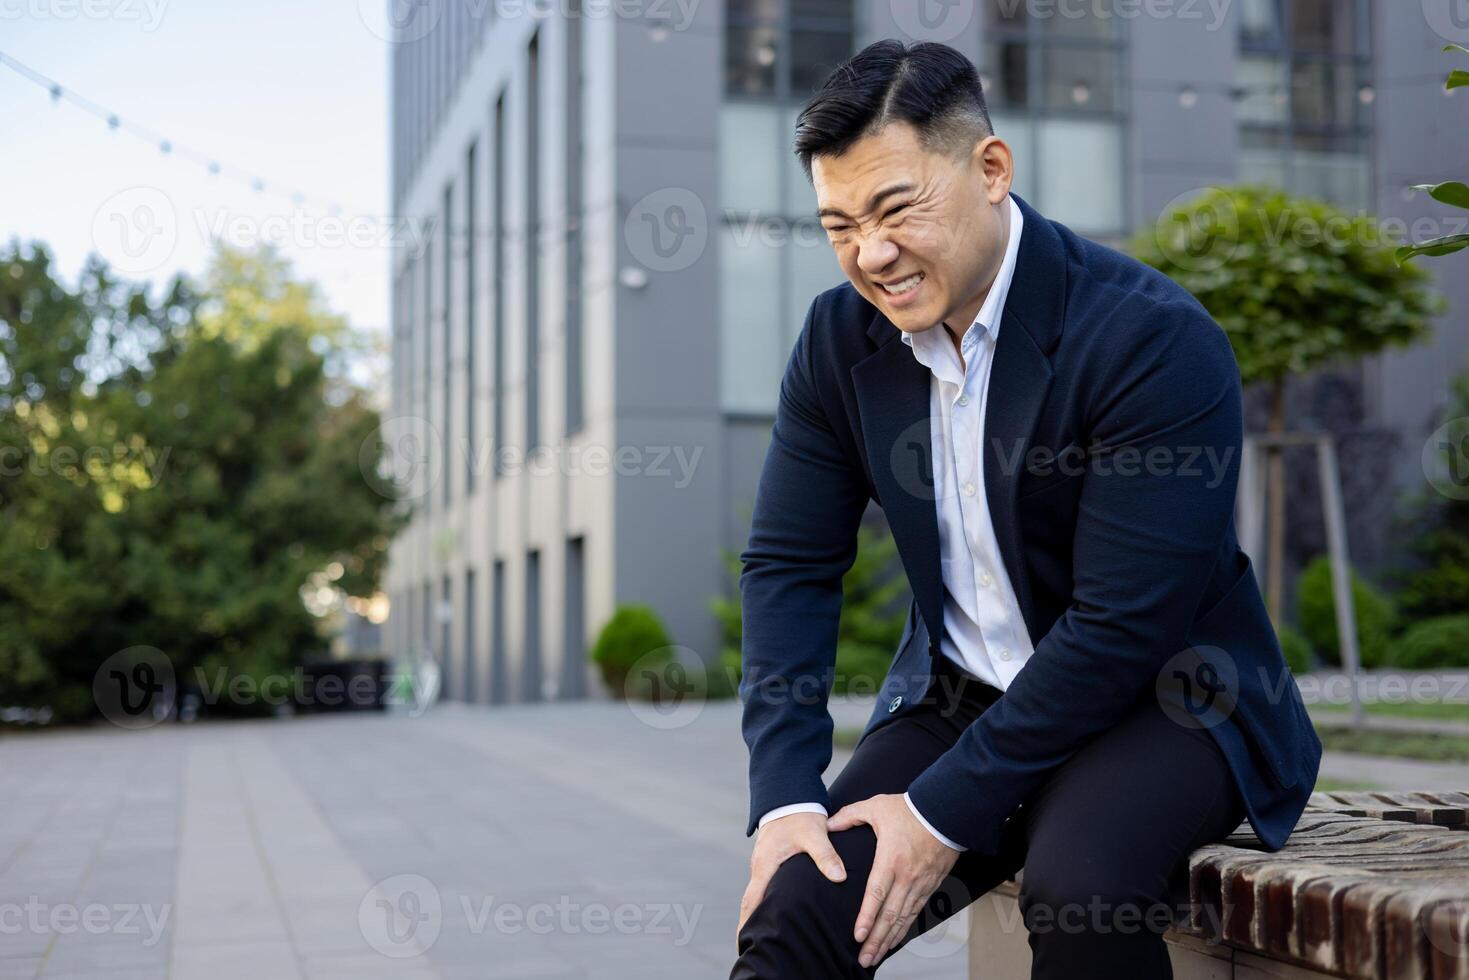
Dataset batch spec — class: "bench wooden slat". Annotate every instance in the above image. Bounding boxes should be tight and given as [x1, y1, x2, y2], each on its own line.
[1180, 809, 1469, 980]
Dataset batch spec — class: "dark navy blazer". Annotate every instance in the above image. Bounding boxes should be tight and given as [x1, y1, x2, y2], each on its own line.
[737, 194, 1322, 855]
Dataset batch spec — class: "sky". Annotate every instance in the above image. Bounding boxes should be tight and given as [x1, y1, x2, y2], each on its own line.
[0, 0, 391, 337]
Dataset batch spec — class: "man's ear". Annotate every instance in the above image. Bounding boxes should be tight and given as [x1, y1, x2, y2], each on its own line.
[973, 136, 1013, 205]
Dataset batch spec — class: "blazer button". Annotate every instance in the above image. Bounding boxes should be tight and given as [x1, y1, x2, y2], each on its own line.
[888, 696, 903, 713]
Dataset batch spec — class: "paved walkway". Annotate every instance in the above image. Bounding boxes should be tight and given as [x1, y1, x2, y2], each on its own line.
[1, 695, 1463, 979]
[0, 698, 965, 980]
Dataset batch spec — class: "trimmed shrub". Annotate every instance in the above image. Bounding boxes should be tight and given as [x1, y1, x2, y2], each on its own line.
[1296, 556, 1396, 669]
[590, 605, 672, 699]
[1387, 615, 1469, 670]
[1275, 625, 1314, 675]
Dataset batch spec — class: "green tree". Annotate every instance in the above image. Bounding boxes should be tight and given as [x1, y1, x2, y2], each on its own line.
[0, 241, 404, 720]
[1133, 186, 1440, 624]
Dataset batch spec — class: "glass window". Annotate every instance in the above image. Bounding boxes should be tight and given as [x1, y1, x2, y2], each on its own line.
[720, 225, 785, 413]
[784, 104, 819, 218]
[787, 226, 843, 348]
[1290, 59, 1364, 129]
[984, 1, 1027, 31]
[983, 41, 1029, 108]
[988, 111, 1034, 203]
[1038, 6, 1114, 40]
[790, 0, 848, 20]
[1041, 46, 1118, 113]
[1288, 0, 1356, 55]
[1037, 118, 1123, 234]
[1240, 0, 1281, 46]
[730, 0, 779, 17]
[726, 24, 779, 96]
[1235, 0, 1371, 210]
[1236, 56, 1289, 125]
[1238, 147, 1287, 189]
[722, 103, 784, 215]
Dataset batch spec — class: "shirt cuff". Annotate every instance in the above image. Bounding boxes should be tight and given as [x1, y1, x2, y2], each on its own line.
[757, 802, 828, 831]
[904, 791, 967, 851]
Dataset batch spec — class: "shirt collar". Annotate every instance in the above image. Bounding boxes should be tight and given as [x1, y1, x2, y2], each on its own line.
[900, 195, 1024, 368]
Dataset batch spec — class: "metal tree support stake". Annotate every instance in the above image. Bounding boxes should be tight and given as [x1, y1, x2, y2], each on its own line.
[1237, 432, 1365, 725]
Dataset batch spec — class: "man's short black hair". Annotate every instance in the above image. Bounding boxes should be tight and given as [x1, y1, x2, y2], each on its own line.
[794, 39, 994, 184]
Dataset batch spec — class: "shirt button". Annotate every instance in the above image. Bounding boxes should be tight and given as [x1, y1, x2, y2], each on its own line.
[963, 482, 976, 497]
[980, 571, 993, 587]
[888, 696, 903, 713]
[957, 394, 969, 406]
[999, 649, 1012, 661]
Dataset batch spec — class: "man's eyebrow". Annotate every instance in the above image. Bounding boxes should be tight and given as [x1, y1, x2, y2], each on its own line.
[816, 182, 915, 221]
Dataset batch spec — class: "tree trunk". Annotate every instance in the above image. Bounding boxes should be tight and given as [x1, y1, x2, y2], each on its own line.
[1265, 377, 1287, 626]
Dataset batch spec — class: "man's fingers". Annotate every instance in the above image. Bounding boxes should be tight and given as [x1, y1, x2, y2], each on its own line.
[807, 836, 847, 883]
[826, 802, 868, 833]
[859, 881, 911, 967]
[853, 864, 892, 944]
[871, 891, 926, 964]
[736, 864, 773, 939]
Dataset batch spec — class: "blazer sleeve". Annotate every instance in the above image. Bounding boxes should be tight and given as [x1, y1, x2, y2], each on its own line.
[905, 299, 1243, 854]
[738, 294, 871, 838]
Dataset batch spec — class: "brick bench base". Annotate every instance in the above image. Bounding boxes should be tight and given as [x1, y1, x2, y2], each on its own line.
[966, 791, 1469, 980]
[969, 880, 1346, 979]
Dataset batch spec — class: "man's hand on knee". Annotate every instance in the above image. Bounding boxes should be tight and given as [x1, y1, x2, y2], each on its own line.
[827, 793, 962, 969]
[737, 811, 847, 940]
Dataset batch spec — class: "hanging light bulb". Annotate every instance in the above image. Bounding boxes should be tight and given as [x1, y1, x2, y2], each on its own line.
[1178, 86, 1198, 109]
[1071, 81, 1091, 106]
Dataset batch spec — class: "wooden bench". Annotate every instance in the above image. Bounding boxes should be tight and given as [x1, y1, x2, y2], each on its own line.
[967, 791, 1469, 979]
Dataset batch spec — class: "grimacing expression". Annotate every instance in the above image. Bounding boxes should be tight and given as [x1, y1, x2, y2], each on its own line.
[813, 120, 1014, 335]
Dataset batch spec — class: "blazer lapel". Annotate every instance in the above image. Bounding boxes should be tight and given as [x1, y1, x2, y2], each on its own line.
[984, 194, 1067, 642]
[851, 324, 945, 645]
[984, 307, 1053, 638]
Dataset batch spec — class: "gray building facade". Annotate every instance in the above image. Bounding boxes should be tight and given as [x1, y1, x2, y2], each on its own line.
[386, 0, 1469, 703]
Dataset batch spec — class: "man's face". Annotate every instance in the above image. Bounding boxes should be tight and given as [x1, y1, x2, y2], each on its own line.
[813, 121, 1013, 335]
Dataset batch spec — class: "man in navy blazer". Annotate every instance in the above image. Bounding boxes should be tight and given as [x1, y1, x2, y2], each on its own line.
[731, 39, 1321, 979]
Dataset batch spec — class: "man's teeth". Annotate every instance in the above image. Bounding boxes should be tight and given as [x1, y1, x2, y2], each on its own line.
[883, 273, 924, 295]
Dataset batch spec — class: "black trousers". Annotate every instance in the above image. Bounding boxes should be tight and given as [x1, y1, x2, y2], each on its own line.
[731, 652, 1248, 979]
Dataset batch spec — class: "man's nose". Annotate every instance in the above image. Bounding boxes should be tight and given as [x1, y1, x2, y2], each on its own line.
[855, 233, 899, 276]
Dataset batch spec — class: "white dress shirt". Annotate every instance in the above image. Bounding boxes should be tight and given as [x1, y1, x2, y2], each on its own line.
[758, 196, 1035, 852]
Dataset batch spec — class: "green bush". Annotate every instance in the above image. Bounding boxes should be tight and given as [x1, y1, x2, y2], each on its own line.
[1296, 556, 1396, 669]
[1275, 625, 1314, 675]
[590, 604, 672, 698]
[1386, 615, 1469, 670]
